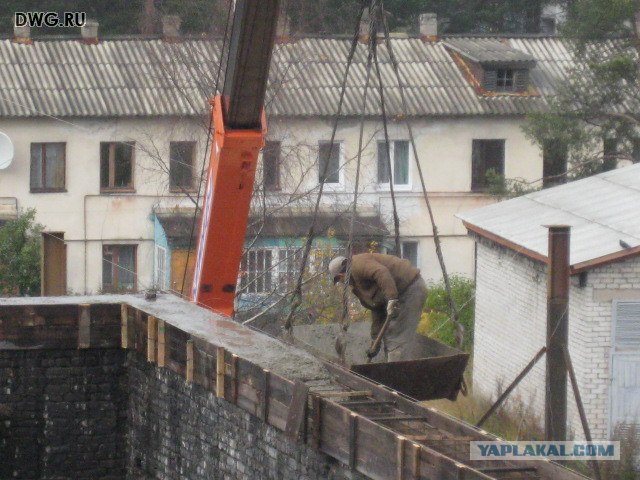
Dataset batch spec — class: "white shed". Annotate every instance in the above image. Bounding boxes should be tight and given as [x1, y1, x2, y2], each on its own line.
[458, 164, 640, 441]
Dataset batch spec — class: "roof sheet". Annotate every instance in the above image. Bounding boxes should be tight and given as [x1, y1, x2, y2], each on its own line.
[457, 163, 640, 268]
[0, 35, 597, 118]
[444, 37, 536, 65]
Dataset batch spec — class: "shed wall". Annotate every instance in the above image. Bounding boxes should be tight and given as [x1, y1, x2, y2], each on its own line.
[474, 237, 640, 440]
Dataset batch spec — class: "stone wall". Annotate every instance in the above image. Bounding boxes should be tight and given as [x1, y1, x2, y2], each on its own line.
[0, 347, 366, 480]
[127, 352, 365, 480]
[0, 349, 127, 480]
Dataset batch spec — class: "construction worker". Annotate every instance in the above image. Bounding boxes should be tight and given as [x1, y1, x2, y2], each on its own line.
[328, 253, 428, 362]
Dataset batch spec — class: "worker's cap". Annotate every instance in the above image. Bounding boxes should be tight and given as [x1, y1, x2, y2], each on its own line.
[328, 256, 347, 284]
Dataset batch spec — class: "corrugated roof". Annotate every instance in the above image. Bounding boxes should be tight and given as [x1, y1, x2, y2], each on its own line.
[444, 37, 536, 65]
[0, 35, 595, 118]
[457, 163, 640, 270]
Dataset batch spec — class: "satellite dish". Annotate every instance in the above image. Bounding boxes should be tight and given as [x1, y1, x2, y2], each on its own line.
[0, 132, 14, 170]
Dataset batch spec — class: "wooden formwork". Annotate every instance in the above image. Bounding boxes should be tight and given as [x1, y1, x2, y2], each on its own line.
[0, 299, 589, 480]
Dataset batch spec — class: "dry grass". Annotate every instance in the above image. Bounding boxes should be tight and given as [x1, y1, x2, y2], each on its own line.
[424, 390, 639, 480]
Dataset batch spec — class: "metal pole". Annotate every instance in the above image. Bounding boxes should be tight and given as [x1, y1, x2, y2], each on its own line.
[545, 225, 570, 441]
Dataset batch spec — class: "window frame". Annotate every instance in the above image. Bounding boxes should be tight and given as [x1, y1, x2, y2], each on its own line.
[471, 139, 506, 192]
[318, 141, 344, 187]
[102, 244, 137, 292]
[169, 141, 197, 193]
[263, 141, 281, 191]
[100, 141, 135, 193]
[495, 69, 515, 91]
[377, 140, 412, 190]
[30, 142, 66, 193]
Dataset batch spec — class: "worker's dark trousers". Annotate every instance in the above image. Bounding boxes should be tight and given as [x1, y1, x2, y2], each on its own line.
[384, 276, 428, 362]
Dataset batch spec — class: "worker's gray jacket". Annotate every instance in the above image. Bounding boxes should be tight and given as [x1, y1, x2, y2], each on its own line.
[349, 253, 420, 310]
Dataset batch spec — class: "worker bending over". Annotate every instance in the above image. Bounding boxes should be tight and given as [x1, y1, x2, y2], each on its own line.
[328, 253, 428, 361]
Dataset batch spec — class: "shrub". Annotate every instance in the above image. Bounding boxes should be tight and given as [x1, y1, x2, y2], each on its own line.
[417, 275, 475, 352]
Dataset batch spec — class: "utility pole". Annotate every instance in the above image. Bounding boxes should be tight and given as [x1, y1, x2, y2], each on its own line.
[545, 225, 570, 441]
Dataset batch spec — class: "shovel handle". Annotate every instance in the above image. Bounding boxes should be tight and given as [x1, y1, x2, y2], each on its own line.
[366, 314, 393, 363]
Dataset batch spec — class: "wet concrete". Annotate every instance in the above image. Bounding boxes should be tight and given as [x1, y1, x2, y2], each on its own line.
[0, 294, 333, 383]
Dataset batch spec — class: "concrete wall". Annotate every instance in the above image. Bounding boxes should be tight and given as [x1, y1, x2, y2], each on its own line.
[0, 349, 127, 480]
[473, 236, 640, 440]
[0, 113, 541, 292]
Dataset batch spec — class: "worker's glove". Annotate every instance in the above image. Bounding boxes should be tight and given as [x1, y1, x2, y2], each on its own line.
[386, 299, 399, 319]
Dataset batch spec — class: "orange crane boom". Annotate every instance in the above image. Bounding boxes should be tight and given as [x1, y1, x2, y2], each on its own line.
[191, 0, 280, 316]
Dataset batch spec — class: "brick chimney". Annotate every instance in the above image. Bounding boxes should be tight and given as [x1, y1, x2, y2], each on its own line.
[13, 25, 31, 44]
[359, 6, 371, 43]
[162, 15, 181, 40]
[419, 13, 438, 41]
[81, 20, 99, 44]
[275, 10, 291, 43]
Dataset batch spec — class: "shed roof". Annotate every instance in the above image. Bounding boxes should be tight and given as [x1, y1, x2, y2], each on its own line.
[0, 35, 618, 118]
[457, 164, 640, 272]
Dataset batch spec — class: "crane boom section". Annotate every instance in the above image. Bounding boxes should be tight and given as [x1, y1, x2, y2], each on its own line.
[191, 0, 279, 316]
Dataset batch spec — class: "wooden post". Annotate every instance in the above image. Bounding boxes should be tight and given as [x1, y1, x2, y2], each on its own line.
[564, 346, 603, 480]
[231, 354, 239, 404]
[216, 347, 225, 399]
[78, 304, 91, 349]
[349, 413, 358, 469]
[311, 395, 322, 449]
[396, 436, 406, 480]
[411, 443, 421, 480]
[186, 339, 194, 383]
[286, 380, 310, 441]
[157, 320, 166, 367]
[120, 304, 128, 349]
[147, 316, 157, 362]
[545, 225, 570, 441]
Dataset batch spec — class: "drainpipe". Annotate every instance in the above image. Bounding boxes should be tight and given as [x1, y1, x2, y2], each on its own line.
[545, 225, 570, 441]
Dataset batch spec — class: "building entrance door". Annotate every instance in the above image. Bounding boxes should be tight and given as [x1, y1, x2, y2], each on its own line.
[42, 232, 66, 296]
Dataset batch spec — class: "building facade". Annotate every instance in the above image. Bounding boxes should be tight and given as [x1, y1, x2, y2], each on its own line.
[0, 27, 590, 297]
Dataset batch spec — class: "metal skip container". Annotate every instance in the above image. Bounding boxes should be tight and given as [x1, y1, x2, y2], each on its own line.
[291, 322, 469, 401]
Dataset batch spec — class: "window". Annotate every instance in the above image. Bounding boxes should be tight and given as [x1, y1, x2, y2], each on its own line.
[484, 68, 529, 93]
[471, 139, 505, 192]
[155, 245, 167, 290]
[496, 69, 514, 91]
[102, 245, 137, 292]
[100, 142, 134, 191]
[263, 141, 281, 190]
[276, 248, 301, 293]
[318, 141, 341, 184]
[240, 249, 273, 294]
[378, 140, 410, 187]
[543, 139, 568, 188]
[401, 241, 418, 267]
[30, 143, 65, 192]
[169, 141, 195, 191]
